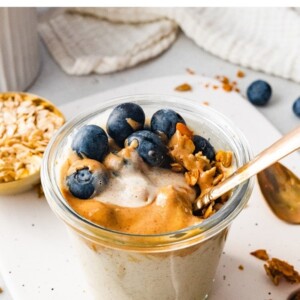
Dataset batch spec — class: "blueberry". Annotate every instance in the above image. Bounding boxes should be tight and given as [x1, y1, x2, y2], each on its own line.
[72, 125, 108, 162]
[126, 130, 169, 167]
[193, 135, 215, 161]
[150, 109, 186, 140]
[292, 97, 300, 117]
[107, 102, 145, 147]
[67, 162, 109, 199]
[246, 80, 272, 106]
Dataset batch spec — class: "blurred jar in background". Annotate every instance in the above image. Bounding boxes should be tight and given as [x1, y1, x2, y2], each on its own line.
[0, 8, 40, 91]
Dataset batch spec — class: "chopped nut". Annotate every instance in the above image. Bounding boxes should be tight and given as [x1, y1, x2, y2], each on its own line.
[175, 83, 192, 92]
[216, 151, 232, 168]
[176, 123, 193, 139]
[264, 258, 300, 286]
[237, 70, 245, 78]
[203, 203, 214, 218]
[171, 162, 185, 173]
[185, 169, 199, 186]
[250, 249, 269, 261]
[222, 84, 233, 92]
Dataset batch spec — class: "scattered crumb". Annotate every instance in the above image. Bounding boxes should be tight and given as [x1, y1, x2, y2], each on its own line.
[238, 265, 244, 271]
[212, 85, 219, 90]
[251, 250, 300, 286]
[215, 75, 236, 93]
[202, 101, 210, 106]
[175, 83, 192, 92]
[237, 70, 245, 78]
[204, 83, 210, 88]
[250, 249, 269, 261]
[0, 287, 3, 293]
[264, 258, 300, 286]
[223, 275, 226, 280]
[186, 68, 195, 75]
[35, 184, 44, 198]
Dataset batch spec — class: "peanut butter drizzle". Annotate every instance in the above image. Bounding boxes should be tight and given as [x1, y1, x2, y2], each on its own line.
[60, 129, 232, 235]
[64, 186, 200, 234]
[60, 148, 201, 235]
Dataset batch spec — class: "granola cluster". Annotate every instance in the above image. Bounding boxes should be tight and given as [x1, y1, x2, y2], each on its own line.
[251, 249, 300, 286]
[168, 123, 232, 218]
[0, 93, 65, 183]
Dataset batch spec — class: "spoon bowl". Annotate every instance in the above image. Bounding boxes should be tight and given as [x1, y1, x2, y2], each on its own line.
[257, 162, 300, 224]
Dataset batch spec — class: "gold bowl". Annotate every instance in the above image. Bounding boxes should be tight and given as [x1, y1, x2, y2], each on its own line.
[0, 92, 65, 195]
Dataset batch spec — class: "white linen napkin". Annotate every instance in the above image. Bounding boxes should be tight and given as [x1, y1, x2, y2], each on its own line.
[39, 7, 300, 82]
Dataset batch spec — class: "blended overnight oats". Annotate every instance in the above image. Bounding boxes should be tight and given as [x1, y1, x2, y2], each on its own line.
[41, 95, 253, 300]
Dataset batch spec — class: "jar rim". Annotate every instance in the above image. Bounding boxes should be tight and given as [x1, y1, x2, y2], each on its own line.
[41, 94, 254, 252]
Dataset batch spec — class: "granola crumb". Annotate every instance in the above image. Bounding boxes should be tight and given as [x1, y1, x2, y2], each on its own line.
[237, 70, 245, 78]
[212, 85, 219, 90]
[35, 184, 44, 198]
[175, 83, 192, 92]
[0, 287, 3, 293]
[264, 258, 300, 286]
[216, 76, 234, 92]
[251, 249, 269, 261]
[202, 101, 210, 106]
[186, 68, 195, 75]
[238, 265, 244, 270]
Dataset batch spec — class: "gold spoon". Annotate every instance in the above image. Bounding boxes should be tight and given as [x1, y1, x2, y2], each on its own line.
[257, 162, 300, 224]
[194, 126, 300, 220]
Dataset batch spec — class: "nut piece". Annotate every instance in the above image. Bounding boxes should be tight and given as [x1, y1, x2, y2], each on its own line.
[175, 83, 192, 92]
[250, 249, 269, 261]
[264, 258, 300, 286]
[0, 93, 64, 183]
[216, 150, 232, 168]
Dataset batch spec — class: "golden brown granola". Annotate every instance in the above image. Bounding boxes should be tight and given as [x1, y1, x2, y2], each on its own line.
[168, 125, 233, 216]
[264, 258, 300, 286]
[250, 249, 269, 261]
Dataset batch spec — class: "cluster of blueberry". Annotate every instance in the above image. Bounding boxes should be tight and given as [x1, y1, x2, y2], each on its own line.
[247, 80, 300, 117]
[67, 102, 215, 199]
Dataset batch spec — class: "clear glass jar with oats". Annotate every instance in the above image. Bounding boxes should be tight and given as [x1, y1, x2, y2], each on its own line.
[41, 95, 254, 300]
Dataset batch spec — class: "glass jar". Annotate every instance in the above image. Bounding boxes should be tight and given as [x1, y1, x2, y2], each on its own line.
[41, 94, 254, 300]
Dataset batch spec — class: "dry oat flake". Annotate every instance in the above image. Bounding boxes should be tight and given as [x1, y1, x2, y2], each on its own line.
[0, 93, 65, 183]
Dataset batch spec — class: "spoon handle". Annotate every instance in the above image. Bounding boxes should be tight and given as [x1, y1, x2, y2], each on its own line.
[194, 126, 300, 210]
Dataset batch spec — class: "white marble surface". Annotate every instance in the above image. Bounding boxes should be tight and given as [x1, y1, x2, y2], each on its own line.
[29, 31, 300, 135]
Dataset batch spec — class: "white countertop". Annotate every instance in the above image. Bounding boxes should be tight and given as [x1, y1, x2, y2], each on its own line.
[0, 26, 299, 300]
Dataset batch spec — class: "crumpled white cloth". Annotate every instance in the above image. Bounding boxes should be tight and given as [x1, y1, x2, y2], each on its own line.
[39, 7, 300, 82]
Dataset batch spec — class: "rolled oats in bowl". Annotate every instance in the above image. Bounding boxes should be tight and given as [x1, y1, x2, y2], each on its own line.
[0, 92, 65, 195]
